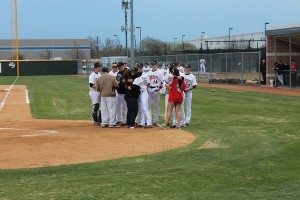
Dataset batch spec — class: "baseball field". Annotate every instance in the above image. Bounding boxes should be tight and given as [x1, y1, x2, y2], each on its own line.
[0, 75, 300, 199]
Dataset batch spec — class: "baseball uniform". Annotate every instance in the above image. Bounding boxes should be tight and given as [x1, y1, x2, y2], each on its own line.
[143, 65, 151, 73]
[200, 59, 206, 73]
[148, 69, 164, 124]
[133, 72, 152, 126]
[89, 71, 101, 124]
[182, 72, 197, 125]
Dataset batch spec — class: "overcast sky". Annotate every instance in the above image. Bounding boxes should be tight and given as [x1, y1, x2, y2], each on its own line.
[0, 0, 299, 45]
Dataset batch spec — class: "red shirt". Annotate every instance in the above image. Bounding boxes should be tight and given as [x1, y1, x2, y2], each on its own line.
[168, 78, 186, 103]
[291, 63, 297, 73]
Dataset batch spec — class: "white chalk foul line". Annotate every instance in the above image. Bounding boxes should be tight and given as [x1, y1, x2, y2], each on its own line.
[0, 128, 60, 137]
[0, 77, 19, 111]
[25, 89, 30, 104]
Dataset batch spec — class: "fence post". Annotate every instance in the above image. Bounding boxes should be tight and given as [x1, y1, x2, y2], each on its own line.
[242, 52, 244, 84]
[226, 53, 228, 83]
[258, 51, 261, 86]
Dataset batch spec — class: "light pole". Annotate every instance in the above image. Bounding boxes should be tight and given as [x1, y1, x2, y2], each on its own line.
[182, 34, 186, 51]
[201, 32, 205, 50]
[136, 26, 141, 53]
[228, 28, 233, 49]
[174, 37, 177, 47]
[265, 22, 269, 46]
[121, 0, 129, 56]
[129, 0, 134, 68]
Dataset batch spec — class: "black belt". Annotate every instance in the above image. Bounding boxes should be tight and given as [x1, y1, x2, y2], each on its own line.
[150, 86, 157, 88]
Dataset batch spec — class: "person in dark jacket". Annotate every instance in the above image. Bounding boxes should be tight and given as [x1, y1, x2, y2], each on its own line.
[260, 58, 266, 85]
[124, 68, 141, 129]
[115, 62, 127, 125]
[283, 62, 290, 86]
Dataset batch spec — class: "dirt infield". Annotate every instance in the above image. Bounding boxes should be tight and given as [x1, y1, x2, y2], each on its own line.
[201, 83, 300, 96]
[0, 85, 196, 169]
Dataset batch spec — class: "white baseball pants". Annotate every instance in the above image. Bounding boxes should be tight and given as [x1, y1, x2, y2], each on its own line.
[115, 92, 127, 123]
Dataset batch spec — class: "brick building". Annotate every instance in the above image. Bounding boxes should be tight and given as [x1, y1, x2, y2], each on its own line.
[266, 24, 300, 86]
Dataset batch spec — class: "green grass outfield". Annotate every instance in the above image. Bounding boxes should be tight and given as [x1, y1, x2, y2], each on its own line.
[0, 76, 300, 200]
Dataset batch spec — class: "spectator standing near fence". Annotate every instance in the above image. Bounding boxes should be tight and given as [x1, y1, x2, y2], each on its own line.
[291, 59, 297, 87]
[260, 58, 267, 85]
[89, 62, 102, 125]
[96, 67, 119, 128]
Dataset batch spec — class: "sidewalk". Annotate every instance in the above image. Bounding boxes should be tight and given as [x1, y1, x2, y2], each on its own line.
[200, 83, 300, 97]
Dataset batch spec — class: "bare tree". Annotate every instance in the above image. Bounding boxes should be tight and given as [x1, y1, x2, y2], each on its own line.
[70, 42, 87, 59]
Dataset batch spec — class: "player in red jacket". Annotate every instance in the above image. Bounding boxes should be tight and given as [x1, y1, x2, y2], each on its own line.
[159, 66, 186, 129]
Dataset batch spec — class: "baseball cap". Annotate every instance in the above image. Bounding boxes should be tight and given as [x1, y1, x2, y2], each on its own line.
[136, 62, 143, 68]
[131, 67, 138, 72]
[184, 64, 191, 68]
[117, 62, 124, 67]
[151, 60, 158, 65]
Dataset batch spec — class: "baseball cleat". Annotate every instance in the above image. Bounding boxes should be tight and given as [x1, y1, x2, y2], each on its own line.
[158, 124, 167, 129]
[170, 125, 176, 128]
[110, 124, 120, 128]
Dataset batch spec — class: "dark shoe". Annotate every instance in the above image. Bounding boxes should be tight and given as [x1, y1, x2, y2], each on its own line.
[171, 125, 176, 128]
[101, 124, 108, 128]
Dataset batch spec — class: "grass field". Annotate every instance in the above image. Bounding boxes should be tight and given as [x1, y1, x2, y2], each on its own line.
[0, 75, 300, 199]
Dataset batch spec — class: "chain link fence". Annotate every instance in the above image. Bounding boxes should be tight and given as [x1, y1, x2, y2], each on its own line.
[137, 52, 261, 84]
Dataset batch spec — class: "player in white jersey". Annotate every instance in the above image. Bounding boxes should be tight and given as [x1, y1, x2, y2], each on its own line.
[176, 61, 185, 74]
[134, 63, 152, 128]
[142, 62, 151, 73]
[199, 58, 206, 73]
[148, 60, 164, 125]
[109, 62, 118, 77]
[89, 62, 102, 125]
[160, 63, 169, 95]
[182, 64, 197, 125]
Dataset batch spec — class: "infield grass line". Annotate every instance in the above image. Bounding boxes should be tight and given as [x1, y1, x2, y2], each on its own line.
[0, 76, 18, 111]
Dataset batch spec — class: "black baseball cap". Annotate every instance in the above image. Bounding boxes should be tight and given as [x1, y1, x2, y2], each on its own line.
[151, 60, 158, 65]
[117, 62, 124, 67]
[184, 64, 191, 68]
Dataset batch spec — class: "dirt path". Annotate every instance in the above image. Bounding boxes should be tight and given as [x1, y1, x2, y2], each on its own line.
[200, 83, 300, 96]
[0, 85, 196, 169]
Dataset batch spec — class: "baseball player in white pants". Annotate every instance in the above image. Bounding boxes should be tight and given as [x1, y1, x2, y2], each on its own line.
[134, 64, 152, 127]
[148, 60, 164, 125]
[115, 62, 127, 125]
[200, 58, 206, 73]
[89, 62, 101, 125]
[182, 64, 197, 125]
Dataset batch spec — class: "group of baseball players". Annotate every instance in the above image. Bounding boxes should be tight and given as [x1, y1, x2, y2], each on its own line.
[88, 60, 197, 129]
